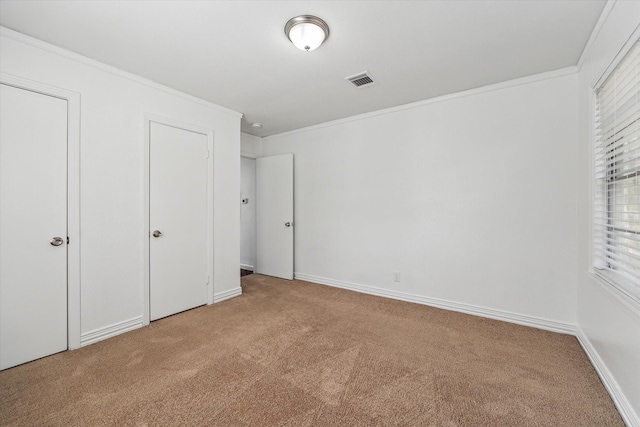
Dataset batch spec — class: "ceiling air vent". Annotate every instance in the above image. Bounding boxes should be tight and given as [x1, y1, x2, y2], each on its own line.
[345, 71, 377, 88]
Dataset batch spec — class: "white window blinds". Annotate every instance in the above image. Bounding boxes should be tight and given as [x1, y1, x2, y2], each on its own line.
[594, 39, 640, 301]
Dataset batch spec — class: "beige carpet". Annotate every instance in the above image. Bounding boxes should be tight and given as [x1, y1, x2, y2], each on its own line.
[0, 275, 624, 426]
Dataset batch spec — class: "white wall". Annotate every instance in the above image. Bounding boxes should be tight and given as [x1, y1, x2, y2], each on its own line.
[0, 28, 242, 343]
[241, 132, 262, 158]
[240, 133, 260, 271]
[575, 1, 640, 425]
[240, 156, 256, 270]
[262, 71, 579, 329]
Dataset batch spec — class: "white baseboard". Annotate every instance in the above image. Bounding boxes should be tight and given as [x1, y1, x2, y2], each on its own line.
[240, 263, 254, 271]
[576, 327, 639, 427]
[294, 273, 575, 335]
[80, 316, 144, 347]
[79, 288, 242, 347]
[214, 286, 242, 303]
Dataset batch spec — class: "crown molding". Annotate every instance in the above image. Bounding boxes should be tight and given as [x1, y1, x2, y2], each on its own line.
[264, 66, 577, 141]
[576, 0, 616, 71]
[0, 26, 243, 119]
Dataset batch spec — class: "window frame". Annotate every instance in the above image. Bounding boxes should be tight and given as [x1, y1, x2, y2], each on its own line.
[591, 33, 640, 305]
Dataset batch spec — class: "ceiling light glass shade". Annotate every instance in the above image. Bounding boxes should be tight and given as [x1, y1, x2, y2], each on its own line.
[285, 15, 329, 52]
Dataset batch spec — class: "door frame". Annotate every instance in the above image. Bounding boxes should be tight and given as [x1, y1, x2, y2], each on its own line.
[255, 154, 294, 280]
[143, 114, 215, 325]
[0, 73, 81, 350]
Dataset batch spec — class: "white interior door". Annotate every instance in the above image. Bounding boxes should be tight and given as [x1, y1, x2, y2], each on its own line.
[0, 84, 68, 370]
[149, 121, 208, 321]
[256, 154, 294, 280]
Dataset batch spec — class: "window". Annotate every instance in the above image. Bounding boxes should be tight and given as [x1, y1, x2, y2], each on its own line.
[594, 39, 640, 301]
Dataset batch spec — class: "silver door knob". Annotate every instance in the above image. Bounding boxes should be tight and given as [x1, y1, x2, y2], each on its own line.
[50, 237, 64, 246]
[284, 222, 292, 227]
[152, 230, 162, 237]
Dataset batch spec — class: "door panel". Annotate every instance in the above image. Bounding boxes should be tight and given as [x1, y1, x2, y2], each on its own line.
[256, 154, 294, 280]
[0, 84, 68, 370]
[149, 122, 208, 321]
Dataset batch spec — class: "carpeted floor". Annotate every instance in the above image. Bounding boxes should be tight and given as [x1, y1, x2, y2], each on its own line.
[0, 275, 624, 426]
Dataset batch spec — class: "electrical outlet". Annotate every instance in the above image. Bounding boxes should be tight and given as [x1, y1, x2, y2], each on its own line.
[393, 271, 401, 282]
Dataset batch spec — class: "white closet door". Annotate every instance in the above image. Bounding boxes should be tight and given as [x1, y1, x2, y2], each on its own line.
[149, 121, 208, 321]
[0, 84, 68, 370]
[256, 154, 294, 280]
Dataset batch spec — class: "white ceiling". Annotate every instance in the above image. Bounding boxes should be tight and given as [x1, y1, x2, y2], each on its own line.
[0, 0, 606, 137]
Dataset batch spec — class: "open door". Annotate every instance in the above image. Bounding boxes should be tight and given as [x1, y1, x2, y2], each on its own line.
[255, 154, 294, 280]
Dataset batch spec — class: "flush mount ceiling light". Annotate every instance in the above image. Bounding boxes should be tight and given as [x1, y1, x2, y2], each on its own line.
[285, 15, 329, 52]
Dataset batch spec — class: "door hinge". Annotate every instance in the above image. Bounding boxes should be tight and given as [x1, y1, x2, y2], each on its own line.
[67, 236, 70, 244]
[206, 150, 210, 159]
[206, 275, 210, 285]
